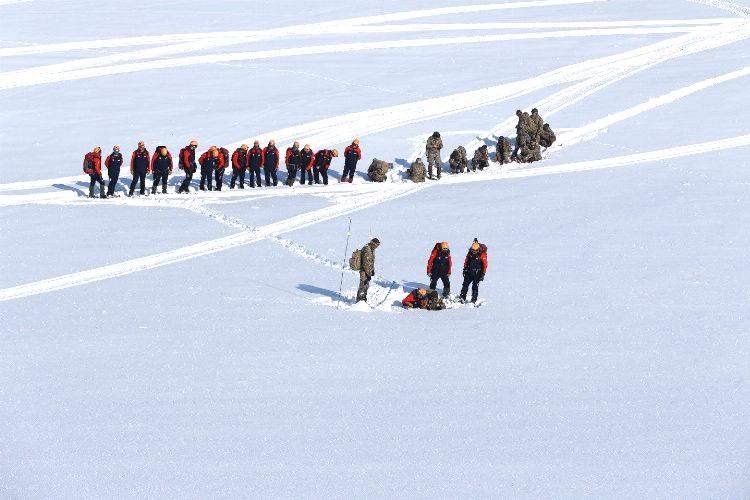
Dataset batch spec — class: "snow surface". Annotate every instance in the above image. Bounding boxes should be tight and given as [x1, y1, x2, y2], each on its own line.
[1, 0, 749, 497]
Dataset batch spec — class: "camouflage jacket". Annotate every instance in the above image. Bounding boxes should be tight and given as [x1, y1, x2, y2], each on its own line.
[449, 146, 467, 168]
[497, 137, 511, 156]
[539, 127, 556, 145]
[426, 136, 443, 154]
[361, 242, 377, 276]
[473, 148, 489, 163]
[529, 114, 544, 135]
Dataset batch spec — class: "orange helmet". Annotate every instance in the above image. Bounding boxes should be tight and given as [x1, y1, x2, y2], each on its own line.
[471, 242, 480, 252]
[440, 241, 449, 250]
[417, 288, 427, 297]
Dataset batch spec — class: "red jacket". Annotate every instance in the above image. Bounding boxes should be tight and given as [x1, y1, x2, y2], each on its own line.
[83, 151, 102, 175]
[463, 245, 488, 274]
[231, 149, 247, 169]
[300, 148, 315, 171]
[199, 151, 226, 169]
[427, 244, 452, 276]
[402, 290, 428, 309]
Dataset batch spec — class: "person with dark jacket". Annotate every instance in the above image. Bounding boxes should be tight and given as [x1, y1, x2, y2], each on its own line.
[230, 144, 248, 189]
[263, 140, 279, 186]
[104, 145, 123, 197]
[341, 138, 361, 183]
[246, 140, 264, 188]
[285, 141, 301, 187]
[427, 241, 452, 297]
[313, 148, 338, 185]
[177, 140, 198, 193]
[150, 146, 173, 194]
[199, 147, 222, 191]
[299, 144, 315, 185]
[129, 141, 150, 196]
[214, 147, 229, 190]
[459, 239, 488, 303]
[83, 146, 106, 198]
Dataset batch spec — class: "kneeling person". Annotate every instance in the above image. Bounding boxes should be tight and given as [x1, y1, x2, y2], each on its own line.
[402, 288, 445, 310]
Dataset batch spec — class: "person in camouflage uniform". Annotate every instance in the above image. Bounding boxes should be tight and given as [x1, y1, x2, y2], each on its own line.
[512, 110, 531, 159]
[407, 158, 426, 182]
[513, 132, 531, 162]
[367, 158, 391, 182]
[519, 140, 542, 163]
[425, 131, 443, 179]
[356, 238, 380, 303]
[495, 136, 511, 164]
[539, 123, 556, 148]
[471, 145, 489, 171]
[449, 146, 467, 174]
[529, 108, 545, 139]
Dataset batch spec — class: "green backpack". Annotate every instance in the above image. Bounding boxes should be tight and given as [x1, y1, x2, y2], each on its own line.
[349, 249, 362, 270]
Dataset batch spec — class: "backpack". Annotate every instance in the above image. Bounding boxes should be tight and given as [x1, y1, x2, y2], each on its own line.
[349, 249, 362, 270]
[178, 146, 189, 169]
[82, 152, 93, 174]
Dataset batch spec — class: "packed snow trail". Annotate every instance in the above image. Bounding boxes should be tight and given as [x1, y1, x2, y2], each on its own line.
[3, 134, 750, 302]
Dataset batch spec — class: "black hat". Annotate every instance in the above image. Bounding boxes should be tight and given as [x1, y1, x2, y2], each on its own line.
[531, 108, 538, 114]
[371, 237, 380, 245]
[432, 131, 440, 138]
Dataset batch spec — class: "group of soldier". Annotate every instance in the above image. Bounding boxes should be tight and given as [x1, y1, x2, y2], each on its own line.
[81, 139, 363, 198]
[351, 237, 489, 309]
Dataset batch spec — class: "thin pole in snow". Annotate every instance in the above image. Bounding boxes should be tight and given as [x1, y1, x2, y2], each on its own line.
[337, 217, 352, 310]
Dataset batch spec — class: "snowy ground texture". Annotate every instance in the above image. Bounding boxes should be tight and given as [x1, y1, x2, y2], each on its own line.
[1, 0, 750, 497]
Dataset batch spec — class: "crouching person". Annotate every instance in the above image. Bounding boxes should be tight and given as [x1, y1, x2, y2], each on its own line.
[402, 288, 446, 310]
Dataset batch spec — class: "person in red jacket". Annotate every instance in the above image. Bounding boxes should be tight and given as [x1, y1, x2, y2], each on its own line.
[262, 140, 279, 186]
[459, 239, 488, 303]
[83, 146, 106, 198]
[177, 140, 198, 194]
[230, 144, 248, 189]
[285, 141, 301, 187]
[104, 145, 123, 197]
[402, 288, 429, 309]
[313, 148, 338, 185]
[427, 241, 452, 297]
[150, 146, 173, 194]
[129, 141, 150, 196]
[341, 138, 361, 183]
[299, 144, 315, 185]
[198, 147, 223, 191]
[246, 140, 264, 188]
[215, 147, 229, 191]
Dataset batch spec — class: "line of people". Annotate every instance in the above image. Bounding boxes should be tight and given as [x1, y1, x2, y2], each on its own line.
[82, 139, 364, 198]
[349, 237, 489, 309]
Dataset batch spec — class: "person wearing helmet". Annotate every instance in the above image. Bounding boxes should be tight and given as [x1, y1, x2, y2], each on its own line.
[285, 141, 301, 187]
[425, 131, 443, 179]
[104, 145, 123, 197]
[230, 144, 248, 189]
[247, 140, 264, 188]
[129, 141, 150, 196]
[427, 241, 452, 297]
[262, 140, 279, 186]
[402, 288, 429, 309]
[83, 146, 106, 198]
[150, 146, 173, 195]
[299, 144, 315, 185]
[459, 239, 488, 303]
[313, 148, 338, 185]
[177, 140, 198, 193]
[198, 146, 222, 191]
[356, 237, 380, 303]
[341, 138, 361, 183]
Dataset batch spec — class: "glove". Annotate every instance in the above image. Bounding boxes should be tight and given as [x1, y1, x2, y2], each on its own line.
[405, 303, 414, 309]
[463, 270, 468, 278]
[478, 273, 485, 282]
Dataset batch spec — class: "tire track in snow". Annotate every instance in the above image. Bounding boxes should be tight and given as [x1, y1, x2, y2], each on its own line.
[3, 134, 750, 302]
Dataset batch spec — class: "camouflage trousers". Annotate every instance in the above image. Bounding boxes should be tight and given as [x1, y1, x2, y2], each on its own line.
[357, 271, 372, 302]
[427, 152, 441, 178]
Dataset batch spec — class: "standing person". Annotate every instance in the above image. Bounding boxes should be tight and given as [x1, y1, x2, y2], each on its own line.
[313, 148, 338, 185]
[129, 141, 150, 196]
[198, 147, 220, 191]
[529, 108, 545, 139]
[285, 141, 301, 187]
[83, 146, 106, 198]
[427, 241, 452, 297]
[230, 144, 248, 189]
[471, 145, 489, 171]
[177, 140, 198, 193]
[214, 147, 229, 191]
[104, 145, 123, 197]
[150, 146, 172, 194]
[512, 110, 531, 159]
[299, 144, 315, 185]
[356, 237, 380, 303]
[425, 131, 443, 179]
[495, 136, 511, 165]
[459, 239, 488, 304]
[341, 138, 361, 183]
[263, 140, 279, 186]
[246, 140, 264, 188]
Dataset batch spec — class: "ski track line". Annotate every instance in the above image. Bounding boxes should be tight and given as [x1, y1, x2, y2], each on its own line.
[3, 134, 750, 303]
[0, 26, 714, 90]
[687, 0, 750, 17]
[0, 0, 607, 57]
[0, 184, 427, 302]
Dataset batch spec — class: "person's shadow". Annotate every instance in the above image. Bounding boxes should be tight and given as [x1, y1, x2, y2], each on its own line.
[297, 284, 343, 300]
[53, 183, 86, 197]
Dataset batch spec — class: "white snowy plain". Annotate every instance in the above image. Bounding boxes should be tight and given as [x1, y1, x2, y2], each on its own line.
[1, 0, 749, 497]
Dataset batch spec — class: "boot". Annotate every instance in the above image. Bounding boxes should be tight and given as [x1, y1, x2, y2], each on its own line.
[443, 286, 450, 298]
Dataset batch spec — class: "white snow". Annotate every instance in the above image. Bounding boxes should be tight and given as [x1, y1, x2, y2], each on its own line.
[1, 0, 749, 497]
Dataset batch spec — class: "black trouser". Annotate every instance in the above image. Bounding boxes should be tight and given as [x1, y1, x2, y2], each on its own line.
[107, 167, 120, 196]
[200, 166, 213, 190]
[214, 168, 225, 190]
[314, 166, 328, 185]
[299, 167, 312, 185]
[264, 167, 277, 186]
[151, 169, 168, 194]
[178, 167, 195, 193]
[248, 166, 262, 187]
[230, 167, 246, 188]
[429, 274, 450, 296]
[342, 163, 357, 181]
[129, 168, 147, 195]
[89, 173, 105, 198]
[460, 272, 481, 302]
[286, 165, 297, 186]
